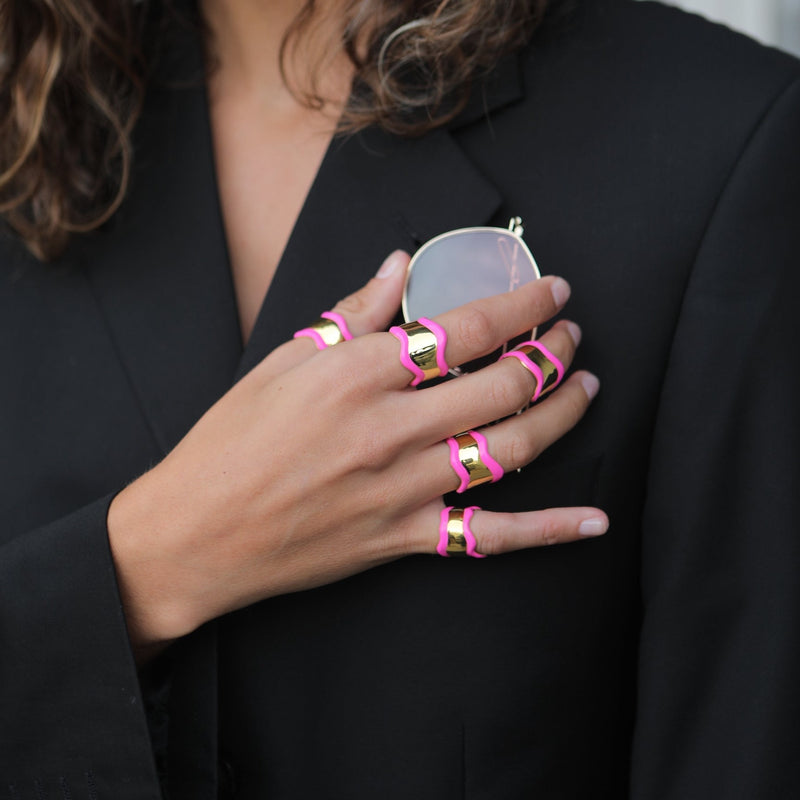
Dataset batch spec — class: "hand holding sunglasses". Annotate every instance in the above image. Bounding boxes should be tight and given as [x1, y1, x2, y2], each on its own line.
[108, 222, 606, 659]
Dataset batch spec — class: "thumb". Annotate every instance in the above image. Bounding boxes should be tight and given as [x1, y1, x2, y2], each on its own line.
[329, 249, 409, 335]
[254, 250, 410, 379]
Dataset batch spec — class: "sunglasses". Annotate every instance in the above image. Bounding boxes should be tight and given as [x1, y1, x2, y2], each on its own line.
[402, 217, 541, 375]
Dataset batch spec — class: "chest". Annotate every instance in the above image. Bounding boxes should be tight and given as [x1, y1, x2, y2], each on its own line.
[209, 96, 336, 343]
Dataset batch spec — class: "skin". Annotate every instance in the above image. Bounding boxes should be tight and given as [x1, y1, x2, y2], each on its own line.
[203, 0, 355, 342]
[107, 0, 608, 664]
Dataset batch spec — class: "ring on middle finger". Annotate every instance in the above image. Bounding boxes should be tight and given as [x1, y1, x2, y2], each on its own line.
[447, 430, 504, 493]
[389, 317, 449, 386]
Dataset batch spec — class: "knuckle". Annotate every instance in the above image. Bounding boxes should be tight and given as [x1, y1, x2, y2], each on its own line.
[537, 518, 564, 548]
[457, 306, 495, 354]
[505, 430, 534, 470]
[335, 291, 368, 315]
[488, 370, 531, 414]
[335, 419, 395, 473]
[347, 437, 392, 472]
[476, 526, 503, 556]
[317, 349, 373, 409]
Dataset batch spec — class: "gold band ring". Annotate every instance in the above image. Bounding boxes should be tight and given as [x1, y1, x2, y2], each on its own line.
[447, 430, 504, 493]
[437, 506, 485, 558]
[293, 311, 353, 350]
[388, 317, 449, 386]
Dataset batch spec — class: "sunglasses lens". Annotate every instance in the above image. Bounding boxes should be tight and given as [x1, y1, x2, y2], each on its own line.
[403, 229, 540, 322]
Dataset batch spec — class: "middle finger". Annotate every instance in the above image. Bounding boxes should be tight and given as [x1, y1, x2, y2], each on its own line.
[394, 318, 581, 447]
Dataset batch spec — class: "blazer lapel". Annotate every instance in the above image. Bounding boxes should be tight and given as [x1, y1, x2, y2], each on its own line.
[237, 62, 525, 378]
[84, 29, 242, 458]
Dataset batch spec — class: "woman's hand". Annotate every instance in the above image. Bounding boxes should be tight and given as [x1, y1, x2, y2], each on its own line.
[108, 251, 606, 658]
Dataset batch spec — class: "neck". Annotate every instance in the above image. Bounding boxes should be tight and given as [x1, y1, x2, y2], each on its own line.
[200, 0, 352, 110]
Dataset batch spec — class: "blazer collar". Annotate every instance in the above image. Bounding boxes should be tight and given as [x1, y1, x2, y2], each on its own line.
[238, 122, 506, 377]
[83, 70, 241, 456]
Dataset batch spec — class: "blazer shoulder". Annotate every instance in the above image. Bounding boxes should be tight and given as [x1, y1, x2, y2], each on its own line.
[486, 0, 800, 183]
[528, 0, 800, 106]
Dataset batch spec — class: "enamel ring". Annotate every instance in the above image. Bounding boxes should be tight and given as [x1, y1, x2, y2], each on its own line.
[293, 311, 354, 350]
[499, 340, 565, 401]
[446, 430, 504, 493]
[437, 506, 485, 558]
[388, 317, 449, 386]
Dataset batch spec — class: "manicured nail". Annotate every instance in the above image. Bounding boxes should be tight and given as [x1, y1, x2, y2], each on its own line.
[578, 517, 608, 536]
[564, 320, 582, 346]
[550, 277, 571, 307]
[581, 372, 600, 400]
[376, 251, 404, 279]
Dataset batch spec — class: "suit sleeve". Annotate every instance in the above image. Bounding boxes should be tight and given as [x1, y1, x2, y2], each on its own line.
[630, 76, 800, 798]
[0, 495, 164, 799]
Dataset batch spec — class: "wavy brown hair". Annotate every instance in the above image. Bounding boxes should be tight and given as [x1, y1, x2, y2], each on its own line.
[1, 0, 548, 261]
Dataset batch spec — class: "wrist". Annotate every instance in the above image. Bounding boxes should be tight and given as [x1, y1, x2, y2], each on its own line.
[107, 468, 205, 651]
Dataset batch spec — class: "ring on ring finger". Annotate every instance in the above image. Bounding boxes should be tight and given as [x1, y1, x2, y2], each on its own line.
[446, 430, 504, 493]
[499, 339, 565, 401]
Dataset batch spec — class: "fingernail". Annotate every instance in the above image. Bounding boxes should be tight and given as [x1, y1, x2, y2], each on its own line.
[376, 251, 403, 279]
[581, 372, 600, 400]
[578, 517, 608, 536]
[564, 320, 582, 346]
[550, 277, 571, 307]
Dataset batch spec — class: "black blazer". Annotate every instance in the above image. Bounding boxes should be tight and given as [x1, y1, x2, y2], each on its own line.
[2, 2, 799, 798]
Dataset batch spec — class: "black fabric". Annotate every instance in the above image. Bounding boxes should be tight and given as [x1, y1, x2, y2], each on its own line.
[1, 1, 799, 797]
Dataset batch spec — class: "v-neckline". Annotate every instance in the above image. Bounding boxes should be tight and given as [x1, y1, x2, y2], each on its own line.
[210, 120, 340, 348]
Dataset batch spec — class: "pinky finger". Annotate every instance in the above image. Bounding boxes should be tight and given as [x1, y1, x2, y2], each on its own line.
[466, 506, 609, 556]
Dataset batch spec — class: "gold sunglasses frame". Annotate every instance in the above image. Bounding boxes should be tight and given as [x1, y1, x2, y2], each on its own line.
[401, 217, 541, 376]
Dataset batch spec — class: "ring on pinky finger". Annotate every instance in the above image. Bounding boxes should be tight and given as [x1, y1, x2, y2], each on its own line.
[437, 506, 486, 558]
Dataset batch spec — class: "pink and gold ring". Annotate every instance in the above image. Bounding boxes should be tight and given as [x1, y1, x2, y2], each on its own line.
[293, 310, 354, 350]
[388, 317, 449, 386]
[447, 430, 504, 493]
[437, 506, 485, 558]
[499, 340, 565, 401]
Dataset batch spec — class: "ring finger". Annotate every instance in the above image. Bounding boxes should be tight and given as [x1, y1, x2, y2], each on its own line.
[390, 370, 599, 503]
